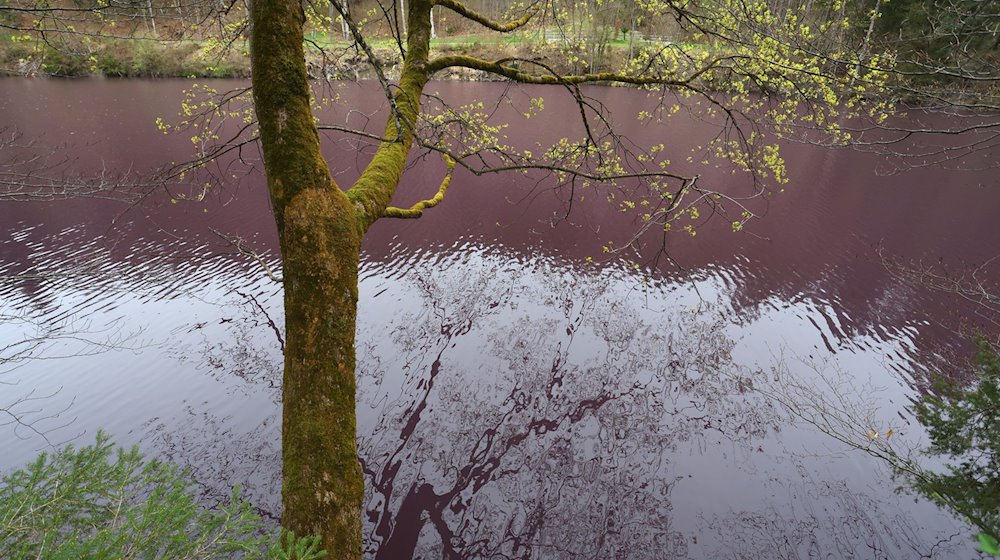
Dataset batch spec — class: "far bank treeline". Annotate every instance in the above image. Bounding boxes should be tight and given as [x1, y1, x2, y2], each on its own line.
[0, 0, 996, 90]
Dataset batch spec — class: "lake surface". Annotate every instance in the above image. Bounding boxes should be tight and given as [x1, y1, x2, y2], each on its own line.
[1, 79, 998, 558]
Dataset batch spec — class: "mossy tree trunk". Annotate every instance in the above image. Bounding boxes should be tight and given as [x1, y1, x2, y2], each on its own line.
[249, 0, 433, 558]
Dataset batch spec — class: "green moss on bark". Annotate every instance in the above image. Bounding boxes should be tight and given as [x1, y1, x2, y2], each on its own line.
[347, 0, 434, 232]
[250, 0, 374, 558]
[250, 1, 438, 558]
[280, 188, 364, 560]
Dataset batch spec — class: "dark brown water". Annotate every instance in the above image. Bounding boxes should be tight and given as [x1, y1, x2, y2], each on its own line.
[1, 79, 998, 558]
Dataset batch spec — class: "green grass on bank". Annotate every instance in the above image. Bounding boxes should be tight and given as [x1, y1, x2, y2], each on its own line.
[304, 28, 670, 50]
[0, 32, 252, 78]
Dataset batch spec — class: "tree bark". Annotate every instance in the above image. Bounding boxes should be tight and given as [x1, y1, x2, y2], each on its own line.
[278, 190, 364, 560]
[250, 0, 366, 557]
[250, 0, 434, 557]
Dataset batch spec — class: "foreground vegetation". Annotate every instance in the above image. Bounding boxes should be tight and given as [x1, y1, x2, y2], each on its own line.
[0, 432, 325, 559]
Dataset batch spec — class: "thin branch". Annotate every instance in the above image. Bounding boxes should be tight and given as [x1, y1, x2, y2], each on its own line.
[208, 227, 283, 283]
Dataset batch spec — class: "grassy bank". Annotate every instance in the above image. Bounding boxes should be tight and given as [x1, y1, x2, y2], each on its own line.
[0, 33, 252, 78]
[0, 30, 661, 80]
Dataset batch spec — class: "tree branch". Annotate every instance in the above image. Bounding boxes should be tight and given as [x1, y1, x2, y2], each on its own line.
[383, 153, 455, 219]
[433, 0, 538, 33]
[425, 54, 727, 86]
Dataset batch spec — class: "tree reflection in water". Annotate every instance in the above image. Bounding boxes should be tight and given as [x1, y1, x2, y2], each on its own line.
[132, 241, 972, 559]
[355, 245, 773, 559]
[702, 469, 964, 559]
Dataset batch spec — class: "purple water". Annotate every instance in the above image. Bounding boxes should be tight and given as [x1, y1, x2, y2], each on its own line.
[1, 79, 998, 558]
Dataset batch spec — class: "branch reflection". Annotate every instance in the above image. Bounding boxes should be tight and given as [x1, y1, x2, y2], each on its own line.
[356, 246, 770, 559]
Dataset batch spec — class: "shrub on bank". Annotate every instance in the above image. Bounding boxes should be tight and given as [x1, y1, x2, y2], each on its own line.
[0, 431, 325, 559]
